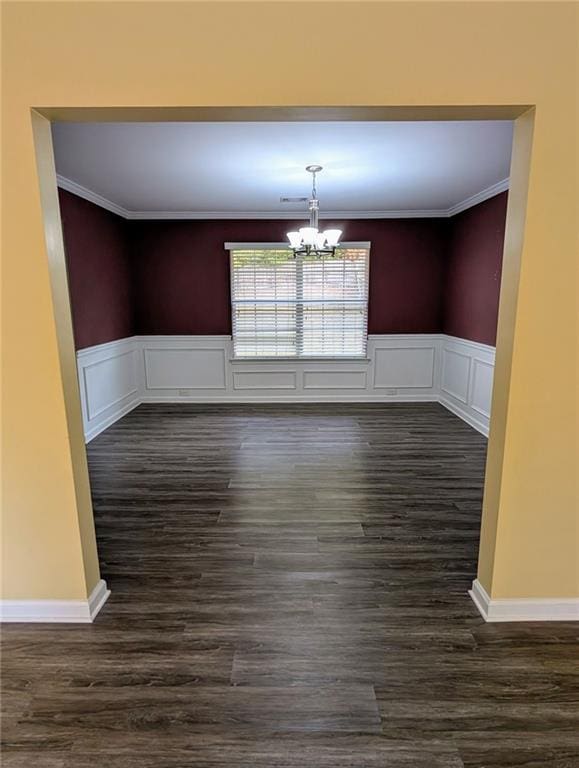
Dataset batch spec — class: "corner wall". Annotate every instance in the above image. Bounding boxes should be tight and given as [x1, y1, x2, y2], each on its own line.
[443, 191, 508, 346]
[59, 188, 135, 349]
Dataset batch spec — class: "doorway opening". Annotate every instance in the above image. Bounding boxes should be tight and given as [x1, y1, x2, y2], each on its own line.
[32, 105, 532, 622]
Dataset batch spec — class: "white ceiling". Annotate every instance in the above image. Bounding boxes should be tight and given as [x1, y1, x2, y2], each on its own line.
[52, 121, 513, 218]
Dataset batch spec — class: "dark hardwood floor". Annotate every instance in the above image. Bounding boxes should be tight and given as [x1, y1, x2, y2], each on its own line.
[2, 403, 578, 767]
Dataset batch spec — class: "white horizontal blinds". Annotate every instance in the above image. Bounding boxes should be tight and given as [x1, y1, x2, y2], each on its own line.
[230, 246, 369, 358]
[302, 248, 368, 357]
[231, 249, 297, 357]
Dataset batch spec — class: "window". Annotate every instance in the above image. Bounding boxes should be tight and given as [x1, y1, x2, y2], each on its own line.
[229, 243, 370, 358]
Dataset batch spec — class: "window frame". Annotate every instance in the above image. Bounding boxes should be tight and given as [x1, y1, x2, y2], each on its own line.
[227, 241, 371, 361]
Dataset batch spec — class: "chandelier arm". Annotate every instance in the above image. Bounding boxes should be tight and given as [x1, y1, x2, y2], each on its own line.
[291, 246, 336, 259]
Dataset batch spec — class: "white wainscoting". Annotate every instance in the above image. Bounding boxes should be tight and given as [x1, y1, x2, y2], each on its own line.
[77, 338, 141, 442]
[133, 334, 441, 403]
[76, 334, 495, 441]
[439, 335, 496, 436]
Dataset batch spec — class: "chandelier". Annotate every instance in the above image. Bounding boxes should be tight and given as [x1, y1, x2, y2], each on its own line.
[287, 165, 342, 257]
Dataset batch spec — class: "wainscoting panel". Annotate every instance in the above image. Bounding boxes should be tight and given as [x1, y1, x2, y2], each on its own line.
[441, 347, 471, 404]
[303, 369, 367, 390]
[439, 336, 496, 436]
[233, 370, 297, 390]
[373, 345, 435, 390]
[76, 334, 495, 440]
[77, 338, 140, 442]
[471, 358, 494, 419]
[144, 347, 227, 390]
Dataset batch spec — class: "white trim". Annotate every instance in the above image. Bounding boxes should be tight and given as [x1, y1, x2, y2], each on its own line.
[224, 241, 371, 250]
[56, 175, 130, 218]
[439, 394, 489, 437]
[303, 369, 368, 390]
[85, 398, 140, 443]
[447, 178, 510, 216]
[57, 175, 508, 220]
[76, 335, 137, 359]
[143, 346, 228, 391]
[0, 579, 110, 623]
[438, 335, 496, 437]
[83, 350, 138, 419]
[469, 579, 579, 622]
[87, 579, 111, 620]
[230, 356, 371, 363]
[76, 337, 141, 443]
[140, 393, 440, 404]
[441, 348, 471, 404]
[128, 209, 449, 220]
[76, 334, 495, 441]
[135, 334, 230, 344]
[442, 334, 497, 357]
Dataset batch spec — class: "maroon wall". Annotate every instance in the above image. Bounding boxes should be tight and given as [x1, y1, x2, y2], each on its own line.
[364, 219, 448, 333]
[130, 218, 448, 336]
[443, 191, 508, 346]
[60, 190, 507, 349]
[59, 189, 134, 349]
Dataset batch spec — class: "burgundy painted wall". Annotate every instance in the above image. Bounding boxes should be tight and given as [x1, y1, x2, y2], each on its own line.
[364, 219, 448, 334]
[59, 189, 134, 349]
[130, 218, 448, 336]
[60, 190, 507, 350]
[443, 191, 508, 346]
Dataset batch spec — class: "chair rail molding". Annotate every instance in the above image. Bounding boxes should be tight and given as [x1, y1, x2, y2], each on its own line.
[75, 333, 496, 442]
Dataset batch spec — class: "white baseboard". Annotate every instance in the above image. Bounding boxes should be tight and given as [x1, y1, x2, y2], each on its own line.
[469, 579, 579, 622]
[85, 397, 140, 442]
[87, 578, 111, 620]
[0, 579, 110, 623]
[77, 334, 495, 441]
[141, 393, 440, 404]
[439, 393, 489, 437]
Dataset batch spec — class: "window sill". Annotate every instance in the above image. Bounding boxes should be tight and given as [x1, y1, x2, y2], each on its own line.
[230, 356, 372, 364]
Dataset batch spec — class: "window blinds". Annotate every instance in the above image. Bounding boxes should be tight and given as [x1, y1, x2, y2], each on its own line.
[229, 245, 370, 358]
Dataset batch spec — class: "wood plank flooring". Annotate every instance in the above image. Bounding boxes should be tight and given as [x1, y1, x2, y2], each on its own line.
[2, 403, 578, 767]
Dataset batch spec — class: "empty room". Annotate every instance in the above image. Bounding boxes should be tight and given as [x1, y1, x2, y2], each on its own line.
[2, 3, 578, 768]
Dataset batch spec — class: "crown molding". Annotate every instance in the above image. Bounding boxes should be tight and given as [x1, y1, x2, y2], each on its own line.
[446, 177, 509, 217]
[56, 175, 131, 218]
[224, 241, 372, 250]
[126, 208, 450, 220]
[56, 175, 509, 221]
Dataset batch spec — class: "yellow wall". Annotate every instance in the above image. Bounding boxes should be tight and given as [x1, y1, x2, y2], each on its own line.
[1, 1, 577, 601]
